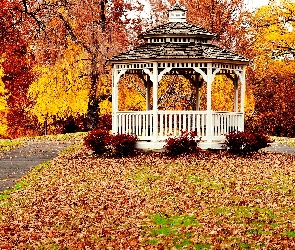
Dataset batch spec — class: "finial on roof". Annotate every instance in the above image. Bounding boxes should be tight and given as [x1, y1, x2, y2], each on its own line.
[168, 2, 187, 22]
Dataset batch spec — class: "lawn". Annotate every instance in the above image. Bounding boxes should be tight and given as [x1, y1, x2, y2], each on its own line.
[0, 143, 295, 249]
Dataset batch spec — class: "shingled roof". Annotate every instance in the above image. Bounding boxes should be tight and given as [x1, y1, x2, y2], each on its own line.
[140, 22, 215, 39]
[109, 42, 248, 62]
[169, 2, 187, 11]
[108, 2, 249, 64]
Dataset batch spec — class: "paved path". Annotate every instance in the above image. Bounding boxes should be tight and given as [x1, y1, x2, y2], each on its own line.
[262, 143, 295, 155]
[0, 141, 72, 193]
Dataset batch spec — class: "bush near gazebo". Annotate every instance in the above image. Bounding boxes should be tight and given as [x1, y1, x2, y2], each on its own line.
[164, 131, 201, 156]
[225, 131, 272, 156]
[84, 129, 137, 157]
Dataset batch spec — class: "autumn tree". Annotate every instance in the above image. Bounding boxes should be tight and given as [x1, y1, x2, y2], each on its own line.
[28, 39, 91, 134]
[0, 0, 36, 138]
[16, 0, 144, 130]
[245, 0, 295, 136]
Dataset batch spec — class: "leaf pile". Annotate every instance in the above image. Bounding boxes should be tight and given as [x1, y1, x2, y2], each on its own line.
[1, 148, 295, 248]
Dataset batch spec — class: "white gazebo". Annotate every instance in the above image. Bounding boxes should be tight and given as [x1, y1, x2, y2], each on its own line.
[108, 3, 249, 149]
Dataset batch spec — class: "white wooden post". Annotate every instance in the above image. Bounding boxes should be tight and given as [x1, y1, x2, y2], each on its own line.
[206, 63, 213, 142]
[196, 75, 201, 111]
[240, 67, 246, 131]
[112, 66, 119, 134]
[152, 62, 158, 143]
[112, 66, 126, 135]
[234, 75, 239, 112]
[146, 77, 151, 111]
[240, 67, 246, 113]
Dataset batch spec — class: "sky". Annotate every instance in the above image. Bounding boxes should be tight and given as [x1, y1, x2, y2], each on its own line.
[244, 0, 271, 11]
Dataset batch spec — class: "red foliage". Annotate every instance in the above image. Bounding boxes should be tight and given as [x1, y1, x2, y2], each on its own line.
[84, 129, 137, 157]
[165, 131, 200, 156]
[109, 133, 137, 157]
[0, 0, 36, 138]
[84, 129, 110, 154]
[225, 131, 272, 156]
[97, 114, 112, 131]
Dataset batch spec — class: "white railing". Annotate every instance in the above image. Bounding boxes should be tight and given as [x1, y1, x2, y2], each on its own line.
[114, 111, 243, 141]
[116, 111, 153, 140]
[211, 112, 244, 140]
[157, 111, 207, 140]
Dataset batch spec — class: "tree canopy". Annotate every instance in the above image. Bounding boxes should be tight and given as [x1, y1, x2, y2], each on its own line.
[0, 0, 295, 137]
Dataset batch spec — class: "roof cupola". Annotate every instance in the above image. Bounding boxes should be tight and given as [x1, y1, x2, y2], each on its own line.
[168, 2, 187, 22]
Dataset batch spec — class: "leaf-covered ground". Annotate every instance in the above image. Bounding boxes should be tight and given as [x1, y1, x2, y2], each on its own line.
[1, 146, 295, 249]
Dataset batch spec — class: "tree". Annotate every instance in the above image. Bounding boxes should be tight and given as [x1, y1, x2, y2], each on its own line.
[22, 0, 144, 130]
[28, 39, 91, 134]
[0, 0, 36, 138]
[246, 0, 295, 136]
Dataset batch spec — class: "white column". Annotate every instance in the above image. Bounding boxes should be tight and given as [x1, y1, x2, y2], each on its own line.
[112, 66, 119, 134]
[152, 62, 158, 143]
[234, 75, 239, 112]
[206, 63, 213, 142]
[196, 75, 201, 111]
[112, 67, 126, 134]
[240, 68, 246, 113]
[146, 77, 151, 111]
[240, 67, 246, 131]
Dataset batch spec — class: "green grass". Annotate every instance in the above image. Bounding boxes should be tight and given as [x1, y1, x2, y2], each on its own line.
[271, 136, 295, 146]
[0, 139, 25, 151]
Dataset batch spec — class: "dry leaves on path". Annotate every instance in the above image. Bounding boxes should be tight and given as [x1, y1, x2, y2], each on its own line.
[1, 147, 295, 249]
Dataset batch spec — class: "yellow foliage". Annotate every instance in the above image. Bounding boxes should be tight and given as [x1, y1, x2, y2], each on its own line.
[0, 60, 8, 137]
[211, 75, 235, 111]
[118, 75, 146, 111]
[251, 0, 295, 76]
[99, 99, 112, 114]
[158, 75, 192, 110]
[28, 39, 90, 125]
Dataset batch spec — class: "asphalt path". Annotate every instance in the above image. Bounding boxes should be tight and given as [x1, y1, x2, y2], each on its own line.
[262, 143, 295, 155]
[0, 141, 72, 193]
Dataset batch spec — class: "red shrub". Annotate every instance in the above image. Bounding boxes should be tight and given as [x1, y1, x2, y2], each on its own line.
[97, 114, 112, 131]
[84, 129, 110, 155]
[84, 130, 137, 157]
[225, 131, 272, 155]
[110, 134, 137, 157]
[165, 131, 200, 156]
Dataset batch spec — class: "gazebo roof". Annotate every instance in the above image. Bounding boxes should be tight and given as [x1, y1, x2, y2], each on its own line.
[140, 22, 215, 39]
[109, 42, 249, 63]
[108, 3, 249, 64]
[169, 2, 188, 11]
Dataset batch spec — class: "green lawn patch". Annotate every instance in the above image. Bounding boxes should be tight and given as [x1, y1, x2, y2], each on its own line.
[0, 139, 24, 151]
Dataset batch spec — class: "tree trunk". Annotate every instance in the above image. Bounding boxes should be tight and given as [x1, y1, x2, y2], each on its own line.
[86, 59, 99, 130]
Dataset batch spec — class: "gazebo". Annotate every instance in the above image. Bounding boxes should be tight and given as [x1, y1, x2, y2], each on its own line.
[108, 3, 249, 149]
